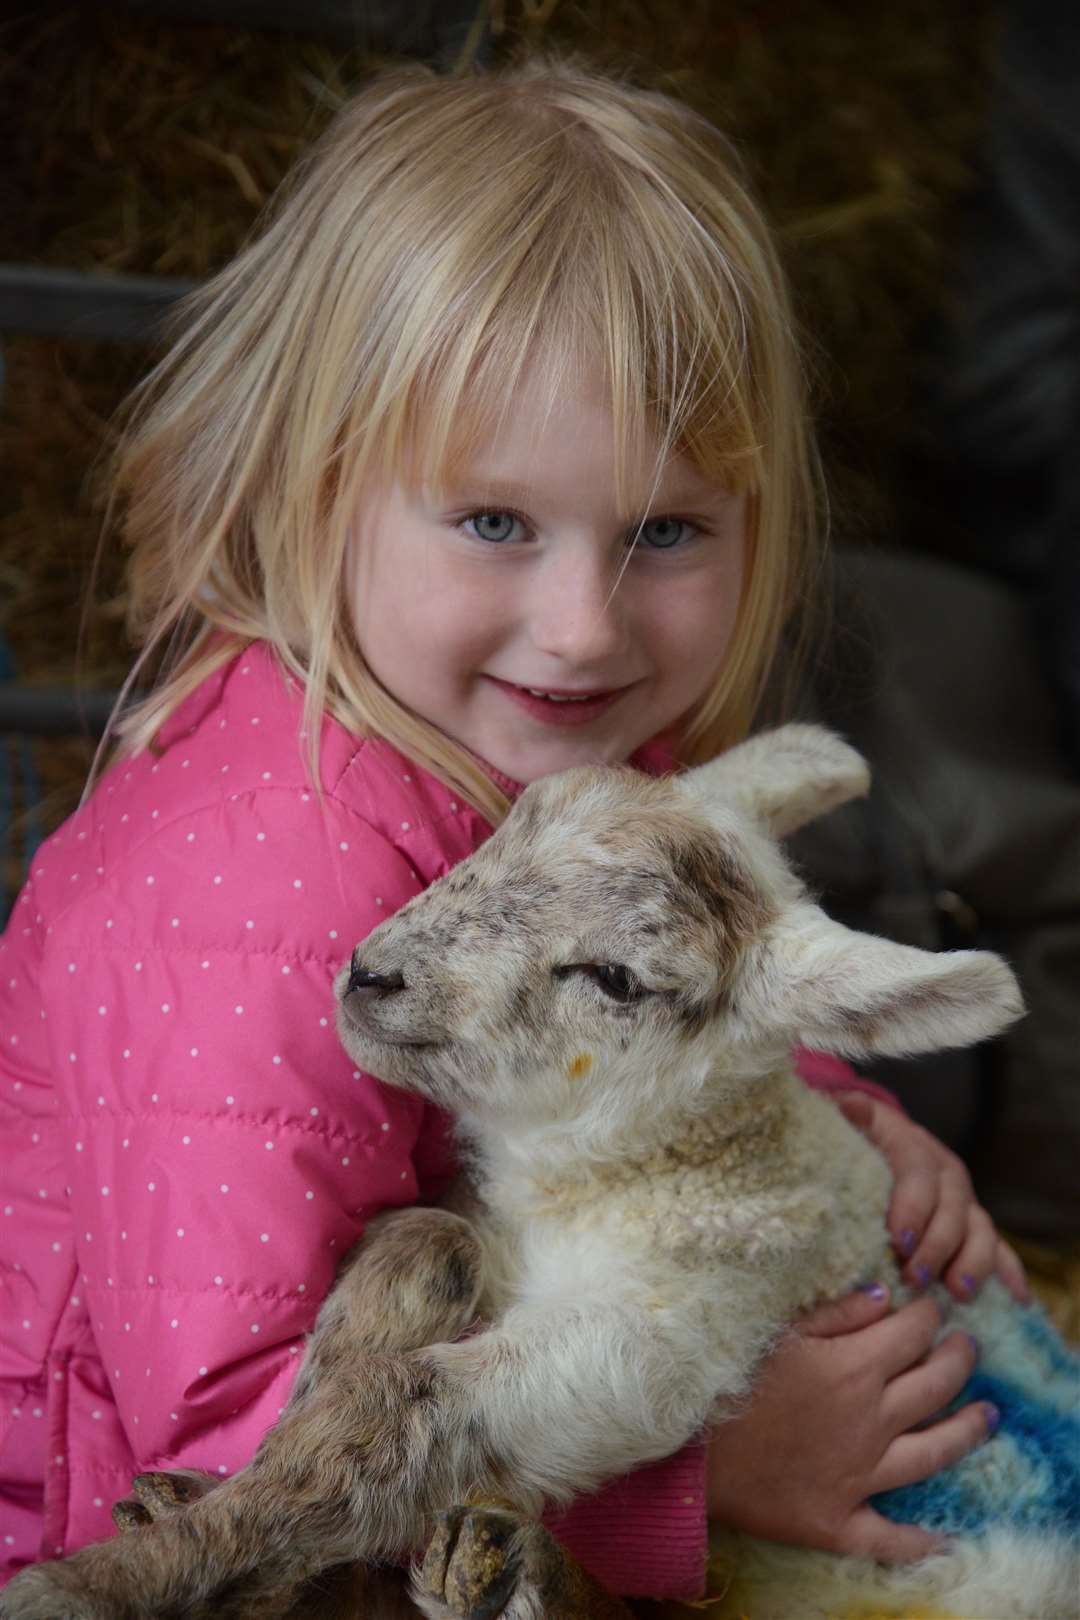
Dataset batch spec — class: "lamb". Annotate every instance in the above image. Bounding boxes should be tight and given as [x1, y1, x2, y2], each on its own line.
[4, 722, 1077, 1620]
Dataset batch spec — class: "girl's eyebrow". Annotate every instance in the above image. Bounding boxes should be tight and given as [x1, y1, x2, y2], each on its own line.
[441, 475, 731, 509]
[440, 476, 541, 504]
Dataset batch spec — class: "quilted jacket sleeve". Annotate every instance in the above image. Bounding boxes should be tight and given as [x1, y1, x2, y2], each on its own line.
[11, 789, 431, 1560]
[0, 875, 70, 1572]
[793, 1047, 905, 1111]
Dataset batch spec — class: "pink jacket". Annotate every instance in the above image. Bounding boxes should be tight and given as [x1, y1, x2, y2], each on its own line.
[0, 642, 884, 1597]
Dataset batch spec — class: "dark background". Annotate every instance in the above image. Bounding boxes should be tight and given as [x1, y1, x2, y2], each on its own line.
[2, 1, 1078, 1273]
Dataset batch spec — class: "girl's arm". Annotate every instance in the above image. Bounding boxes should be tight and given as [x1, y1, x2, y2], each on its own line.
[0, 879, 66, 1580]
[12, 794, 431, 1566]
[543, 1444, 709, 1600]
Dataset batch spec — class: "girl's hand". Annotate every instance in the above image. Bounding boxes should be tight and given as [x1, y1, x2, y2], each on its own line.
[706, 1286, 998, 1561]
[834, 1092, 1030, 1305]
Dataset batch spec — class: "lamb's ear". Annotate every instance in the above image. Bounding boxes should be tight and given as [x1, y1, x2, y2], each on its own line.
[678, 724, 870, 838]
[744, 905, 1025, 1059]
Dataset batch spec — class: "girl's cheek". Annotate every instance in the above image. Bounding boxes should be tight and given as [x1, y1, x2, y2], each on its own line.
[414, 562, 520, 674]
[662, 552, 742, 661]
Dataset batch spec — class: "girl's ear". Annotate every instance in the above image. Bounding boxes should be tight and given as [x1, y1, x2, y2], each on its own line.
[742, 904, 1025, 1060]
[678, 723, 870, 838]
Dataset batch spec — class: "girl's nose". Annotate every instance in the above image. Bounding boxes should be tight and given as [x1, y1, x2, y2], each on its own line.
[527, 550, 629, 667]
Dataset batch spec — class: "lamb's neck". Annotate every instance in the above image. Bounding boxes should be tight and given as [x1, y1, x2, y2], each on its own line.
[461, 1060, 798, 1221]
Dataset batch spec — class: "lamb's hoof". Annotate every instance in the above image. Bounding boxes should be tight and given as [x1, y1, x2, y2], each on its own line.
[112, 1496, 153, 1532]
[111, 1468, 214, 1534]
[131, 1468, 215, 1515]
[416, 1503, 522, 1620]
[415, 1505, 634, 1620]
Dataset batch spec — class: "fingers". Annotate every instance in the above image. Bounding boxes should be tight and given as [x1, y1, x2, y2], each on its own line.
[798, 1283, 892, 1339]
[882, 1329, 978, 1434]
[834, 1092, 875, 1134]
[841, 1098, 967, 1284]
[861, 1293, 942, 1382]
[892, 1156, 1012, 1305]
[858, 1108, 945, 1264]
[840, 1505, 950, 1564]
[888, 1160, 940, 1274]
[940, 1203, 998, 1301]
[870, 1399, 999, 1496]
[868, 1110, 983, 1295]
[994, 1237, 1032, 1305]
[902, 1155, 972, 1288]
[833, 1088, 1029, 1310]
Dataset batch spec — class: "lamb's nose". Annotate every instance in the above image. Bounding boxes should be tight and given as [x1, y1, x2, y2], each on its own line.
[347, 955, 405, 996]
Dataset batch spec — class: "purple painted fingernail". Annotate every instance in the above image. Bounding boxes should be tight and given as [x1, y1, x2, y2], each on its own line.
[961, 1272, 977, 1296]
[915, 1262, 932, 1288]
[899, 1228, 916, 1256]
[860, 1282, 888, 1301]
[984, 1403, 1001, 1435]
[967, 1334, 979, 1357]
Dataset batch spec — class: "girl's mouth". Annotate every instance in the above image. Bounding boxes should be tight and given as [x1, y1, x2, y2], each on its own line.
[484, 676, 630, 727]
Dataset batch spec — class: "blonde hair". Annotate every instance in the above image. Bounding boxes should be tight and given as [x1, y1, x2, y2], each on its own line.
[105, 51, 823, 825]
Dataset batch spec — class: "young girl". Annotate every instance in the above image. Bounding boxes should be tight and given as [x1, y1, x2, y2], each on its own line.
[0, 54, 1029, 1602]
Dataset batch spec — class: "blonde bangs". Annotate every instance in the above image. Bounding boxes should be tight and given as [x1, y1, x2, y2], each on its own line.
[103, 53, 820, 825]
[393, 135, 768, 520]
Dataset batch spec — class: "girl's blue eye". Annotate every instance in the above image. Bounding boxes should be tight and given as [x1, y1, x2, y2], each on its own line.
[458, 510, 696, 549]
[634, 518, 691, 550]
[462, 511, 524, 544]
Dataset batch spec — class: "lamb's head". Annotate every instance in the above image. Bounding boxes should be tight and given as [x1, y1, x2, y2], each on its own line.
[335, 725, 1023, 1137]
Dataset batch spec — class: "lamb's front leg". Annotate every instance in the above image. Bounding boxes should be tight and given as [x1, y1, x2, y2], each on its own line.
[422, 1302, 722, 1513]
[1, 1338, 517, 1620]
[0, 1207, 488, 1620]
[109, 1424, 637, 1620]
[13, 1305, 702, 1620]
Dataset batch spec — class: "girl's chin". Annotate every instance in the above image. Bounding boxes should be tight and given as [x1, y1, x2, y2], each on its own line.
[449, 681, 661, 783]
[475, 729, 639, 785]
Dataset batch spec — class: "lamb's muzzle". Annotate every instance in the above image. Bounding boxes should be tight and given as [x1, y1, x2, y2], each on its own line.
[347, 956, 405, 997]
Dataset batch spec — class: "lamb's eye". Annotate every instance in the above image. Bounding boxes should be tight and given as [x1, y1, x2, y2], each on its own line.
[588, 963, 643, 1002]
[552, 961, 651, 1003]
